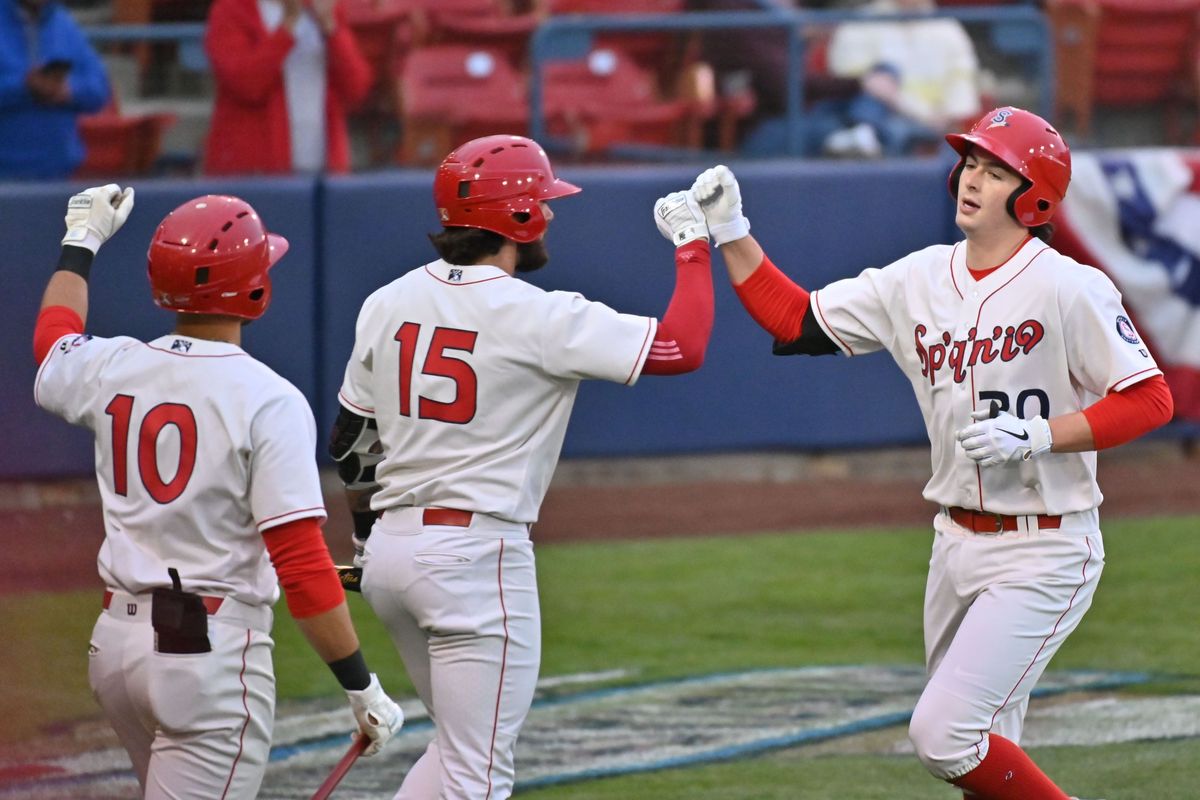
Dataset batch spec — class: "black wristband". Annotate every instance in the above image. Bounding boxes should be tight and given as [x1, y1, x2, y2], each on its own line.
[57, 245, 94, 279]
[328, 649, 371, 691]
[352, 510, 376, 540]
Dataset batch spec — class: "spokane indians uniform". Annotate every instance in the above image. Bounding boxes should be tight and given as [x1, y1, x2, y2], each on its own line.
[35, 331, 326, 797]
[808, 235, 1160, 776]
[338, 259, 656, 799]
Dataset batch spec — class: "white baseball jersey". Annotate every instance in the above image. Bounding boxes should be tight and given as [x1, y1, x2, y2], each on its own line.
[811, 237, 1161, 515]
[35, 332, 326, 603]
[338, 259, 657, 523]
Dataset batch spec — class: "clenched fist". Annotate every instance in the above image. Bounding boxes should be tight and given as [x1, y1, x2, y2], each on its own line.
[654, 190, 708, 246]
[62, 184, 135, 254]
[691, 165, 750, 246]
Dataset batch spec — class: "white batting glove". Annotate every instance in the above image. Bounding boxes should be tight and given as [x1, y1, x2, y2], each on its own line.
[956, 408, 1053, 467]
[351, 533, 368, 569]
[691, 165, 750, 245]
[344, 674, 404, 757]
[62, 184, 135, 254]
[654, 190, 709, 246]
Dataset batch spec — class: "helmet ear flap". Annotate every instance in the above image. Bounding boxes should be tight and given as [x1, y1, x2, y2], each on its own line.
[948, 159, 966, 199]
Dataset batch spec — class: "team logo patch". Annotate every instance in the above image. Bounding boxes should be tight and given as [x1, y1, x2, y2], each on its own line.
[58, 334, 92, 354]
[449, 269, 463, 282]
[986, 108, 1013, 129]
[1116, 315, 1140, 344]
[170, 338, 193, 353]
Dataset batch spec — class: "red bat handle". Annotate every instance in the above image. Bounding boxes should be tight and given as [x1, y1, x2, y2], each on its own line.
[309, 733, 371, 800]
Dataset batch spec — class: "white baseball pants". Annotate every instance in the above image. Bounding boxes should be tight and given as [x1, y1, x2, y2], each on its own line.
[908, 512, 1104, 780]
[88, 591, 275, 799]
[362, 508, 540, 800]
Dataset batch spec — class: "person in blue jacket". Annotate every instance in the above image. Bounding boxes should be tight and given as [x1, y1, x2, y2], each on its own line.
[0, 0, 109, 180]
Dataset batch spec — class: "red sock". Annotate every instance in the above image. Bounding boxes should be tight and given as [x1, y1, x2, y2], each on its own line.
[951, 734, 1069, 800]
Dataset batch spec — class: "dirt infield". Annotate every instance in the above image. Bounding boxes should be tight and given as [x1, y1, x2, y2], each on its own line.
[2, 442, 1197, 596]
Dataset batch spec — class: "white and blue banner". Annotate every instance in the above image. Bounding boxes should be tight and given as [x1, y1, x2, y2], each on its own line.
[1057, 149, 1200, 420]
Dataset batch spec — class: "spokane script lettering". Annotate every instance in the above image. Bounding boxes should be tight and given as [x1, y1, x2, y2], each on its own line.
[914, 320, 1044, 385]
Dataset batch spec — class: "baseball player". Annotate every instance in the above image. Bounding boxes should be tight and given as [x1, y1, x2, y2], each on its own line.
[33, 186, 404, 798]
[329, 134, 714, 799]
[690, 107, 1173, 800]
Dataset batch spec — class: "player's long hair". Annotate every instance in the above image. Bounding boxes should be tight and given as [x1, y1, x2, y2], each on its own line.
[429, 228, 506, 265]
[1031, 222, 1054, 244]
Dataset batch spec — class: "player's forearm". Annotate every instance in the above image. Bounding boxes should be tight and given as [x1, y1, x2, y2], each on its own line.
[40, 252, 91, 319]
[719, 234, 765, 286]
[642, 241, 713, 375]
[1047, 410, 1095, 454]
[294, 601, 362, 663]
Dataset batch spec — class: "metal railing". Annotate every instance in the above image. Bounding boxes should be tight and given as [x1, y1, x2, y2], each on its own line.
[529, 6, 1052, 157]
[81, 6, 1053, 160]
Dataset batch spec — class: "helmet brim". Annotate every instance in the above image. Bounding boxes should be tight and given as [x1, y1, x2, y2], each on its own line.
[945, 132, 1026, 180]
[266, 232, 289, 268]
[541, 178, 582, 200]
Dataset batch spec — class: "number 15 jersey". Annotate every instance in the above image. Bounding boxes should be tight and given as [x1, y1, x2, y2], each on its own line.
[338, 260, 657, 524]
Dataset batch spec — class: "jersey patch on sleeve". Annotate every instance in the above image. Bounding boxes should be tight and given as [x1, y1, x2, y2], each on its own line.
[58, 333, 93, 354]
[1115, 315, 1141, 344]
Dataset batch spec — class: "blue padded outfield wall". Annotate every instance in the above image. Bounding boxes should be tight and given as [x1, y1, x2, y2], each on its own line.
[2, 159, 956, 479]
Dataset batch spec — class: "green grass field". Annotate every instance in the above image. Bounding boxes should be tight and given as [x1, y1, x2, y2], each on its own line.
[4, 515, 1198, 797]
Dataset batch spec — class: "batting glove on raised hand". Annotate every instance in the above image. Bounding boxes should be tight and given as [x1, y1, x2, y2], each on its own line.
[654, 190, 709, 246]
[956, 408, 1052, 467]
[62, 184, 135, 254]
[691, 165, 750, 245]
[345, 674, 404, 757]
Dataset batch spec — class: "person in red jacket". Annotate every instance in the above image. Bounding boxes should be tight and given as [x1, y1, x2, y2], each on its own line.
[204, 0, 372, 175]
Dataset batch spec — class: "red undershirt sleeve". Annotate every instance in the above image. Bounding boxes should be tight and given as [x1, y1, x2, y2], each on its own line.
[642, 240, 714, 375]
[732, 254, 811, 344]
[261, 517, 346, 619]
[1082, 374, 1174, 450]
[33, 305, 84, 364]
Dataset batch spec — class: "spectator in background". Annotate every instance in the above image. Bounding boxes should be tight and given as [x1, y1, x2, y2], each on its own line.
[204, 0, 372, 175]
[817, 0, 981, 156]
[741, 0, 981, 158]
[0, 0, 109, 180]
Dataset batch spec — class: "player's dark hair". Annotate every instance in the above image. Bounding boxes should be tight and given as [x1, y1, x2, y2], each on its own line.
[1030, 223, 1054, 244]
[428, 227, 506, 265]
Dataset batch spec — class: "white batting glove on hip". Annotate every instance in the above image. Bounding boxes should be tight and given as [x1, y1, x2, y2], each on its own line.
[351, 533, 368, 568]
[691, 165, 750, 245]
[345, 674, 404, 757]
[956, 408, 1053, 467]
[62, 184, 135, 254]
[654, 190, 709, 246]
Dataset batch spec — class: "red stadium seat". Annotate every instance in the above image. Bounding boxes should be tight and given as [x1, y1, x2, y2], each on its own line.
[547, 0, 683, 11]
[548, 0, 688, 84]
[542, 47, 700, 153]
[77, 99, 176, 177]
[425, 0, 541, 66]
[397, 46, 529, 164]
[1047, 0, 1200, 139]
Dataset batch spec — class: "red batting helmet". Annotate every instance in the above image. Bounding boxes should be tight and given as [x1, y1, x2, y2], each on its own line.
[946, 107, 1071, 227]
[147, 195, 288, 320]
[433, 135, 581, 243]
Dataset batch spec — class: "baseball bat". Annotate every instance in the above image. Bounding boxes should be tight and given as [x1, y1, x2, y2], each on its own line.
[335, 565, 362, 593]
[309, 732, 370, 800]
